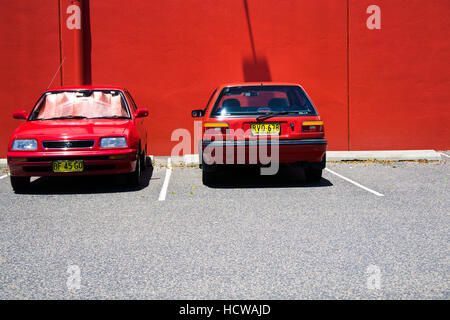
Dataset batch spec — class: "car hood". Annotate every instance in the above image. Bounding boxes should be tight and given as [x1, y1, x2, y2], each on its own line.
[13, 119, 131, 139]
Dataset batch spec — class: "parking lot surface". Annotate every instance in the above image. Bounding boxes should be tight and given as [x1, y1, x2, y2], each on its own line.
[0, 159, 448, 299]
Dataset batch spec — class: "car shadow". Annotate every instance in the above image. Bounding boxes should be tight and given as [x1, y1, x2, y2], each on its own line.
[20, 163, 155, 195]
[204, 165, 333, 189]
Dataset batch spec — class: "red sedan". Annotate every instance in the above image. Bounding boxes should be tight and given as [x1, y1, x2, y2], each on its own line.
[7, 86, 148, 192]
[192, 82, 327, 184]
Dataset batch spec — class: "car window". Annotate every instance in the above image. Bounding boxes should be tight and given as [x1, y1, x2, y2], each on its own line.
[29, 90, 131, 120]
[125, 91, 138, 112]
[204, 88, 217, 113]
[210, 85, 317, 117]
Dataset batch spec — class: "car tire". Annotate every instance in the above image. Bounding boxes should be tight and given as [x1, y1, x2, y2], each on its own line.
[305, 167, 322, 183]
[127, 151, 141, 187]
[140, 148, 146, 172]
[10, 176, 30, 193]
[202, 163, 215, 185]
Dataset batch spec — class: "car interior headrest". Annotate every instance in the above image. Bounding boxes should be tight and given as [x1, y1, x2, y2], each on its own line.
[222, 98, 241, 108]
[268, 98, 289, 108]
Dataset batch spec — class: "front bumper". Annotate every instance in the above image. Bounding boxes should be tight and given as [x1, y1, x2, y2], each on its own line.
[202, 138, 327, 164]
[7, 148, 138, 177]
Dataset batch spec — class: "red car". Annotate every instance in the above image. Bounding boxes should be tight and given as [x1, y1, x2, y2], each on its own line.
[7, 86, 148, 192]
[192, 82, 327, 184]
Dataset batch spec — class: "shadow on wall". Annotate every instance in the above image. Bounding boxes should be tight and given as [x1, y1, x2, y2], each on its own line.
[242, 55, 272, 82]
[82, 0, 92, 85]
[242, 0, 272, 82]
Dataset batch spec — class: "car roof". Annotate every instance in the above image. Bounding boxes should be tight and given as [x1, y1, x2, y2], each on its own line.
[218, 82, 302, 89]
[46, 85, 126, 92]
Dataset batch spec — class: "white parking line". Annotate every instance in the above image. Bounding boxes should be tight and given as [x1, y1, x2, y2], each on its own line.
[158, 158, 172, 201]
[325, 168, 384, 197]
[439, 153, 450, 159]
[0, 174, 8, 180]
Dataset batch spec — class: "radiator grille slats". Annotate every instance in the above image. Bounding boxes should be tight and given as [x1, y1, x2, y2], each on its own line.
[42, 140, 95, 149]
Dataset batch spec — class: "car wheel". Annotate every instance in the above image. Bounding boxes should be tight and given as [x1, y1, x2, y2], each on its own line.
[140, 148, 146, 172]
[305, 167, 322, 183]
[202, 163, 216, 185]
[127, 151, 141, 187]
[10, 176, 30, 193]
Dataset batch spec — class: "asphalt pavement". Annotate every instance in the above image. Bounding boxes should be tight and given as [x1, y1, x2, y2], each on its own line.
[0, 158, 448, 299]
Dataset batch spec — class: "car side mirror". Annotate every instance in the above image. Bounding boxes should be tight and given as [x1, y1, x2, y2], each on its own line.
[13, 110, 28, 120]
[134, 108, 149, 118]
[191, 109, 204, 118]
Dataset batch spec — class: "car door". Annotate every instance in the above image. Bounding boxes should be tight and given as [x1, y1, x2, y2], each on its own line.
[125, 90, 147, 153]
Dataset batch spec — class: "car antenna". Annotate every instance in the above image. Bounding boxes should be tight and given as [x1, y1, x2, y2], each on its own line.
[46, 56, 66, 91]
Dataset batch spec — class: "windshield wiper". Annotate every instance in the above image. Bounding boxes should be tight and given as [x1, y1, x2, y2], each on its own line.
[90, 116, 129, 119]
[256, 111, 301, 121]
[38, 116, 88, 120]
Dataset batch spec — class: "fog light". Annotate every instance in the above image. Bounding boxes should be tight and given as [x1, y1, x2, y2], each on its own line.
[108, 154, 128, 160]
[10, 157, 27, 162]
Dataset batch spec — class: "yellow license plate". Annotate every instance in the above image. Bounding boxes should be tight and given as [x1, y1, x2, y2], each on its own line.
[251, 123, 281, 135]
[52, 160, 84, 172]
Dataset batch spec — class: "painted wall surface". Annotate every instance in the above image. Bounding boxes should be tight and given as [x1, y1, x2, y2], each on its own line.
[0, 0, 61, 156]
[0, 0, 448, 157]
[88, 0, 348, 155]
[349, 0, 450, 150]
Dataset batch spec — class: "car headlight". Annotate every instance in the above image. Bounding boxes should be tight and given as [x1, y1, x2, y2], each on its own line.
[100, 137, 127, 148]
[12, 139, 37, 151]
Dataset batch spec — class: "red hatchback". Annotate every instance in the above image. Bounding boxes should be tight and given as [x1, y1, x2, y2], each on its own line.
[7, 86, 148, 192]
[192, 83, 327, 184]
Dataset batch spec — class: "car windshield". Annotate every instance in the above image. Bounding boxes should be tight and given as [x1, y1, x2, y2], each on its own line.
[210, 85, 317, 117]
[29, 90, 130, 120]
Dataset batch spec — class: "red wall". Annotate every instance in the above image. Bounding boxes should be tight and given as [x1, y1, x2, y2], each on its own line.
[0, 0, 448, 157]
[89, 0, 348, 155]
[0, 0, 61, 156]
[349, 0, 450, 150]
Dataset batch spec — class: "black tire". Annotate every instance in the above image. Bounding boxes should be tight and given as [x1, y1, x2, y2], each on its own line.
[202, 163, 215, 185]
[127, 151, 141, 187]
[140, 148, 146, 172]
[305, 167, 322, 182]
[10, 176, 30, 193]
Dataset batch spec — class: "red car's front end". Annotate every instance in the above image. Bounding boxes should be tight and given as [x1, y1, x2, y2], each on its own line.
[7, 120, 139, 177]
[7, 86, 148, 191]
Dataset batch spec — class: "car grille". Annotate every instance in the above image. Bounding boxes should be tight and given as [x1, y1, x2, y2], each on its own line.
[42, 140, 95, 149]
